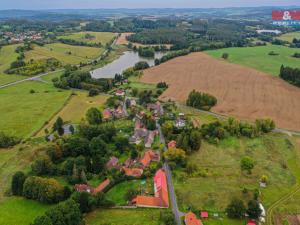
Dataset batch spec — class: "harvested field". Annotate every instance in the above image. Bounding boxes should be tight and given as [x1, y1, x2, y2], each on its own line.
[141, 52, 300, 131]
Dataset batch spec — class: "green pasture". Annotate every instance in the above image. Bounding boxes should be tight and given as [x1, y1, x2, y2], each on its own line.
[206, 45, 300, 76]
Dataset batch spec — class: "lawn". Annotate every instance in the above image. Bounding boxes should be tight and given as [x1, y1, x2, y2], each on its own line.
[85, 208, 163, 225]
[0, 197, 52, 225]
[0, 80, 71, 138]
[278, 32, 300, 43]
[58, 31, 116, 45]
[106, 179, 152, 206]
[203, 218, 245, 225]
[36, 92, 108, 137]
[25, 43, 103, 65]
[206, 45, 300, 76]
[174, 134, 300, 214]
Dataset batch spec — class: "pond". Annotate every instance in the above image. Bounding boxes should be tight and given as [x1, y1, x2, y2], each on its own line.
[90, 51, 165, 79]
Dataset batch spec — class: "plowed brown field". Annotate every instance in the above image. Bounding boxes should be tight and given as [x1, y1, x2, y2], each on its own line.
[141, 52, 300, 131]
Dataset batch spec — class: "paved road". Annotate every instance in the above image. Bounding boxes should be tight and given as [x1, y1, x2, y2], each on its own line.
[0, 69, 64, 89]
[157, 122, 184, 225]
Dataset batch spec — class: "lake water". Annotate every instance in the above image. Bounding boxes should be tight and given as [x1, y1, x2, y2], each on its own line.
[91, 51, 165, 79]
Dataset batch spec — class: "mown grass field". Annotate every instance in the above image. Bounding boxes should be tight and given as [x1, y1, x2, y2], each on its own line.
[0, 44, 24, 85]
[58, 31, 116, 45]
[278, 32, 300, 43]
[174, 134, 300, 215]
[25, 43, 103, 65]
[0, 140, 52, 225]
[85, 208, 163, 225]
[106, 179, 152, 206]
[36, 92, 108, 137]
[0, 197, 51, 225]
[0, 81, 71, 137]
[206, 45, 300, 76]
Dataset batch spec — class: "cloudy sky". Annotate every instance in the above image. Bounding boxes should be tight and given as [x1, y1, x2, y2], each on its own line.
[1, 0, 300, 10]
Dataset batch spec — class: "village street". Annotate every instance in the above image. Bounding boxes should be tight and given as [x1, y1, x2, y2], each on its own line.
[157, 122, 185, 225]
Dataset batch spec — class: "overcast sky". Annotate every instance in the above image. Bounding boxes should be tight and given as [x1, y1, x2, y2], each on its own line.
[1, 0, 300, 10]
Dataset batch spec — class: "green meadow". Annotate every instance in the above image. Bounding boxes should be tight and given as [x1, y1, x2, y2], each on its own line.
[25, 43, 103, 65]
[0, 81, 71, 138]
[174, 134, 300, 214]
[206, 45, 300, 76]
[85, 208, 163, 225]
[58, 31, 116, 45]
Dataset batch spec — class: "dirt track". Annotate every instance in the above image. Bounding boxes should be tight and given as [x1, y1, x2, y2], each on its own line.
[141, 52, 300, 131]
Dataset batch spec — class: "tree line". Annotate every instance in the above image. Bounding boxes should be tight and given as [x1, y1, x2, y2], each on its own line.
[280, 65, 300, 87]
[186, 90, 217, 111]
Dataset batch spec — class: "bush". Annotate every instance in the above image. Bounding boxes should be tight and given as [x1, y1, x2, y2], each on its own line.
[88, 88, 99, 97]
[186, 90, 217, 110]
[240, 156, 254, 174]
[222, 53, 229, 59]
[11, 171, 26, 196]
[134, 61, 150, 70]
[32, 199, 82, 225]
[0, 132, 19, 148]
[23, 176, 66, 203]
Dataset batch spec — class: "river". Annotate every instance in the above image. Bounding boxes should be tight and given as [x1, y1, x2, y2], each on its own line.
[90, 51, 165, 79]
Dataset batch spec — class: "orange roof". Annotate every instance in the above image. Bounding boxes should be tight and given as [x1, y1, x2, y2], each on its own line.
[140, 150, 159, 168]
[168, 140, 177, 149]
[133, 169, 169, 208]
[93, 179, 110, 194]
[185, 212, 203, 225]
[123, 167, 143, 177]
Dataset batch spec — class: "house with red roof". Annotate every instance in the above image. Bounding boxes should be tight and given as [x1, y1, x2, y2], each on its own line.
[185, 212, 203, 225]
[247, 220, 256, 225]
[132, 169, 169, 208]
[115, 89, 125, 96]
[74, 184, 93, 193]
[93, 179, 110, 194]
[74, 179, 110, 195]
[123, 167, 143, 177]
[103, 109, 112, 120]
[168, 140, 177, 149]
[140, 150, 160, 168]
[200, 211, 209, 218]
[106, 157, 119, 170]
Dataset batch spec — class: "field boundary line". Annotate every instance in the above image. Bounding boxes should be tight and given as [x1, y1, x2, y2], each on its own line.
[267, 184, 300, 225]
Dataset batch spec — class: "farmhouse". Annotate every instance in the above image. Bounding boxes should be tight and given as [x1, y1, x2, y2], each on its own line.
[132, 169, 169, 208]
[74, 179, 110, 195]
[185, 212, 203, 225]
[140, 150, 160, 168]
[115, 89, 125, 96]
[147, 101, 164, 117]
[123, 167, 143, 177]
[106, 156, 119, 170]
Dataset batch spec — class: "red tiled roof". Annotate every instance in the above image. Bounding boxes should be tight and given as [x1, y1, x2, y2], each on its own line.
[248, 221, 256, 225]
[103, 109, 112, 119]
[106, 157, 119, 169]
[140, 150, 160, 168]
[168, 140, 177, 149]
[123, 167, 143, 177]
[200, 211, 208, 218]
[93, 179, 110, 194]
[133, 169, 169, 208]
[185, 212, 203, 225]
[74, 184, 92, 193]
